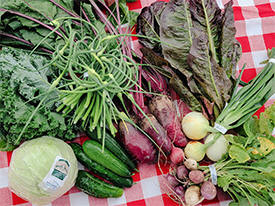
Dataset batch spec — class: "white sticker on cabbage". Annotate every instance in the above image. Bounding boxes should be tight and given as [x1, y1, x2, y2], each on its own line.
[39, 156, 70, 193]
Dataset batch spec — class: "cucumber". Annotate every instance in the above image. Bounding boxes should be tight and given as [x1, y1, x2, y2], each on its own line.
[83, 140, 132, 177]
[75, 170, 123, 198]
[69, 143, 133, 188]
[85, 130, 136, 171]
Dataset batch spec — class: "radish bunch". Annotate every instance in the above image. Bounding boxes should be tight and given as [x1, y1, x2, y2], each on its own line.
[165, 158, 217, 206]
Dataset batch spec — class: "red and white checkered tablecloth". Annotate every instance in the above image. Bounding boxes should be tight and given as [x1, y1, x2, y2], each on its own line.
[0, 0, 275, 205]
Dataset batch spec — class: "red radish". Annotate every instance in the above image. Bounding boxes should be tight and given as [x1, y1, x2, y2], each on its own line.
[166, 174, 179, 187]
[140, 114, 172, 155]
[176, 165, 188, 180]
[188, 170, 204, 184]
[174, 185, 185, 199]
[119, 121, 156, 163]
[201, 181, 217, 200]
[169, 147, 185, 165]
[149, 95, 188, 147]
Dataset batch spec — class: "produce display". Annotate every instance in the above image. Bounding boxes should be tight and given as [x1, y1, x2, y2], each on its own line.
[0, 0, 274, 205]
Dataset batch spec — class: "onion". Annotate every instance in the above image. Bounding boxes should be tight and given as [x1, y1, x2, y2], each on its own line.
[205, 134, 229, 161]
[184, 141, 206, 162]
[181, 112, 210, 140]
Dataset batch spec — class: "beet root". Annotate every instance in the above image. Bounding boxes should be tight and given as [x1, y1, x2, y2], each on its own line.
[149, 95, 188, 147]
[140, 114, 172, 155]
[119, 121, 156, 164]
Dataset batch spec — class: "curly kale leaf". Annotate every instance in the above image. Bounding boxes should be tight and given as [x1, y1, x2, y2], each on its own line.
[0, 47, 76, 150]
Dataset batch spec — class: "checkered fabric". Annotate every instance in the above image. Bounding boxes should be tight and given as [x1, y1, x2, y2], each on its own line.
[0, 0, 274, 205]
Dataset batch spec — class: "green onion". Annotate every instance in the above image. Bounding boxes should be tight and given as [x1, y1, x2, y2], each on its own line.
[214, 48, 275, 132]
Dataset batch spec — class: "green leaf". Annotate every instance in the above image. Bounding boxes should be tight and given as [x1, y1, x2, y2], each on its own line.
[229, 145, 250, 163]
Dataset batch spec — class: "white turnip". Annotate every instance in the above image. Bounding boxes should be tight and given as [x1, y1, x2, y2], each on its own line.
[184, 158, 198, 170]
[185, 186, 201, 206]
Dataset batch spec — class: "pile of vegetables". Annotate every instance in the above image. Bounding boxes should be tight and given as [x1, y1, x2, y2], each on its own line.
[0, 0, 274, 205]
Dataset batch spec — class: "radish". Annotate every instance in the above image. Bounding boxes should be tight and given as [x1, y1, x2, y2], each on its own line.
[188, 170, 204, 184]
[200, 181, 217, 200]
[184, 158, 198, 170]
[185, 186, 202, 206]
[166, 174, 179, 188]
[176, 165, 188, 180]
[170, 147, 185, 165]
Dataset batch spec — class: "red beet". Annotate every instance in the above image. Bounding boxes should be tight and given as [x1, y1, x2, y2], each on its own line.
[149, 96, 188, 147]
[119, 121, 156, 163]
[140, 114, 172, 155]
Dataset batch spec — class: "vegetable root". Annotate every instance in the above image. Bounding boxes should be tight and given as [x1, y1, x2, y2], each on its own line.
[149, 95, 188, 147]
[119, 121, 156, 163]
[140, 114, 172, 155]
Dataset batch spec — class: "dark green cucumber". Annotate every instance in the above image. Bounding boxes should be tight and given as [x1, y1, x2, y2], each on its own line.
[75, 170, 123, 198]
[83, 140, 131, 177]
[85, 130, 136, 171]
[69, 143, 133, 188]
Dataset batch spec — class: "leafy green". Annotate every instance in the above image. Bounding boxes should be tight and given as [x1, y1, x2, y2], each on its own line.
[136, 0, 241, 116]
[200, 149, 275, 206]
[136, 1, 166, 53]
[0, 47, 76, 151]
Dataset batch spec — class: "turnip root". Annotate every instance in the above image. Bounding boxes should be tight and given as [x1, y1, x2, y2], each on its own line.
[188, 170, 204, 184]
[184, 141, 206, 162]
[205, 134, 229, 161]
[181, 112, 211, 140]
[170, 147, 185, 165]
[140, 114, 172, 155]
[184, 158, 198, 170]
[119, 121, 156, 163]
[200, 181, 217, 200]
[176, 165, 188, 180]
[185, 186, 201, 206]
[149, 95, 188, 147]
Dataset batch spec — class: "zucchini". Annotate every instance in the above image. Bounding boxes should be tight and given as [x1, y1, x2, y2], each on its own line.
[83, 140, 132, 177]
[69, 143, 133, 188]
[85, 130, 136, 171]
[75, 170, 123, 198]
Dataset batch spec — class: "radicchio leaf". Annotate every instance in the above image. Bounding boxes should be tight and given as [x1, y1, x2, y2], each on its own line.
[220, 0, 242, 79]
[187, 34, 233, 110]
[136, 1, 166, 53]
[159, 0, 193, 77]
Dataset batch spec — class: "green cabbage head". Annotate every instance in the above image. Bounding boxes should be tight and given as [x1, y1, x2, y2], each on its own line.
[8, 136, 78, 205]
